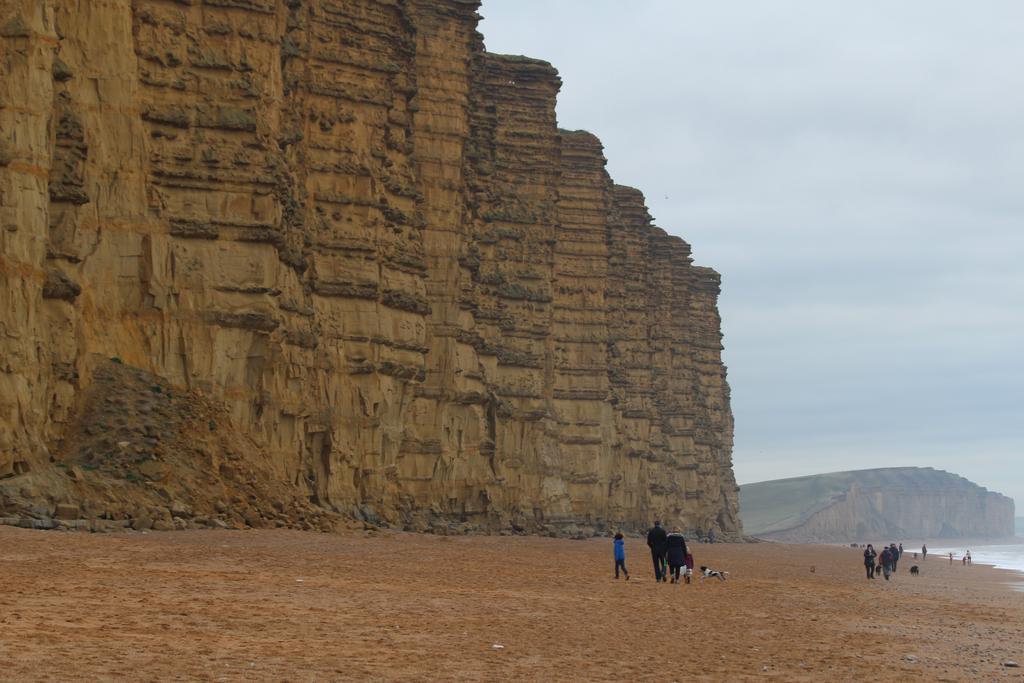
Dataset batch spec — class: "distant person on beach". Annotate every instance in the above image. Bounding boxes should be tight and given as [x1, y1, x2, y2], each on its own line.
[647, 521, 668, 582]
[890, 543, 900, 573]
[966, 550, 972, 565]
[949, 552, 954, 564]
[879, 546, 892, 580]
[665, 527, 688, 584]
[613, 532, 629, 580]
[863, 544, 877, 579]
[922, 544, 927, 561]
[898, 543, 904, 560]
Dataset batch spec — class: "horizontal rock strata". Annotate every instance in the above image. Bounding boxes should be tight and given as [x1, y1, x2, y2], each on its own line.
[0, 0, 741, 536]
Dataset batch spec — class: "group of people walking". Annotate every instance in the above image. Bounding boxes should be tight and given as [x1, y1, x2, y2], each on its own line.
[863, 541, 978, 579]
[862, 542, 904, 580]
[647, 521, 693, 583]
[613, 521, 696, 583]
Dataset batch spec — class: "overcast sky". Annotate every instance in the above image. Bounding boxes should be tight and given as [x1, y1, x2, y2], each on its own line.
[478, 1, 1024, 509]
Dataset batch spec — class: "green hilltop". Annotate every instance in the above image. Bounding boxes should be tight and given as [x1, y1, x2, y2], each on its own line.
[740, 467, 1014, 541]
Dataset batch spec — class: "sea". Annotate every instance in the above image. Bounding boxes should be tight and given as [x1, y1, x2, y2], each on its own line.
[927, 542, 1024, 580]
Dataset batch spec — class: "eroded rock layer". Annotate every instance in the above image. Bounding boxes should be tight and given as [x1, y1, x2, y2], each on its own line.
[0, 0, 741, 536]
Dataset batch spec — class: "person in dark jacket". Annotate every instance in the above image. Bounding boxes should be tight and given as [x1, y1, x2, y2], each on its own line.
[646, 521, 668, 582]
[665, 527, 689, 584]
[889, 543, 900, 573]
[863, 544, 877, 579]
[879, 546, 892, 581]
[613, 532, 629, 580]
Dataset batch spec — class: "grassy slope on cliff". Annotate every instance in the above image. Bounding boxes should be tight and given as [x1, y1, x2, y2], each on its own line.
[738, 472, 854, 535]
[739, 467, 993, 536]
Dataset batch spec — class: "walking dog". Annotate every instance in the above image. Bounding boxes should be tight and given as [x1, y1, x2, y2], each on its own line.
[699, 565, 728, 581]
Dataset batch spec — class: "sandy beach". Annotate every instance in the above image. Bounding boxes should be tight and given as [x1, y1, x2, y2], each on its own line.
[1, 527, 1022, 681]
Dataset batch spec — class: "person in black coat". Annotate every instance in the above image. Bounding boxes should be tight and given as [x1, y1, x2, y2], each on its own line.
[863, 544, 877, 579]
[879, 546, 892, 581]
[646, 521, 668, 582]
[665, 528, 689, 584]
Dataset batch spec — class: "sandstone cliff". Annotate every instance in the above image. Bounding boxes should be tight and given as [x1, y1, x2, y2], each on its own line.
[0, 0, 740, 536]
[740, 468, 1015, 542]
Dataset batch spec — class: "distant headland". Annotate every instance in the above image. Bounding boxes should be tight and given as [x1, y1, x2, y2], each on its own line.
[740, 467, 1015, 543]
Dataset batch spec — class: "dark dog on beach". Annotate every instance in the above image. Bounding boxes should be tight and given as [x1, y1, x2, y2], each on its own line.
[699, 566, 728, 581]
[875, 565, 883, 577]
[910, 565, 920, 575]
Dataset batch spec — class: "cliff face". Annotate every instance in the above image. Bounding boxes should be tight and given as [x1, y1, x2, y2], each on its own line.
[740, 468, 1016, 542]
[0, 0, 740, 535]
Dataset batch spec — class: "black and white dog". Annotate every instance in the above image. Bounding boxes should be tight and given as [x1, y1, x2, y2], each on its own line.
[699, 565, 728, 581]
[910, 565, 920, 575]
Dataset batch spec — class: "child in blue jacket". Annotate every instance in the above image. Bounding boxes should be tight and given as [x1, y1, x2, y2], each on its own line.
[614, 532, 629, 580]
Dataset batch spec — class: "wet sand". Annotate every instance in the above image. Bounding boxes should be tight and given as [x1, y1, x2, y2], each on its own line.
[1, 527, 1022, 681]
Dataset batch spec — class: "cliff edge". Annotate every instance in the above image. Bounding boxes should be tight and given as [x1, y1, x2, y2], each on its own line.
[740, 468, 1015, 542]
[0, 0, 740, 536]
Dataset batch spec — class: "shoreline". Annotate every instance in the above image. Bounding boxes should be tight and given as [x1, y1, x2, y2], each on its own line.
[2, 526, 1022, 680]
[925, 545, 1024, 581]
[755, 536, 1024, 548]
[764, 536, 1024, 579]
